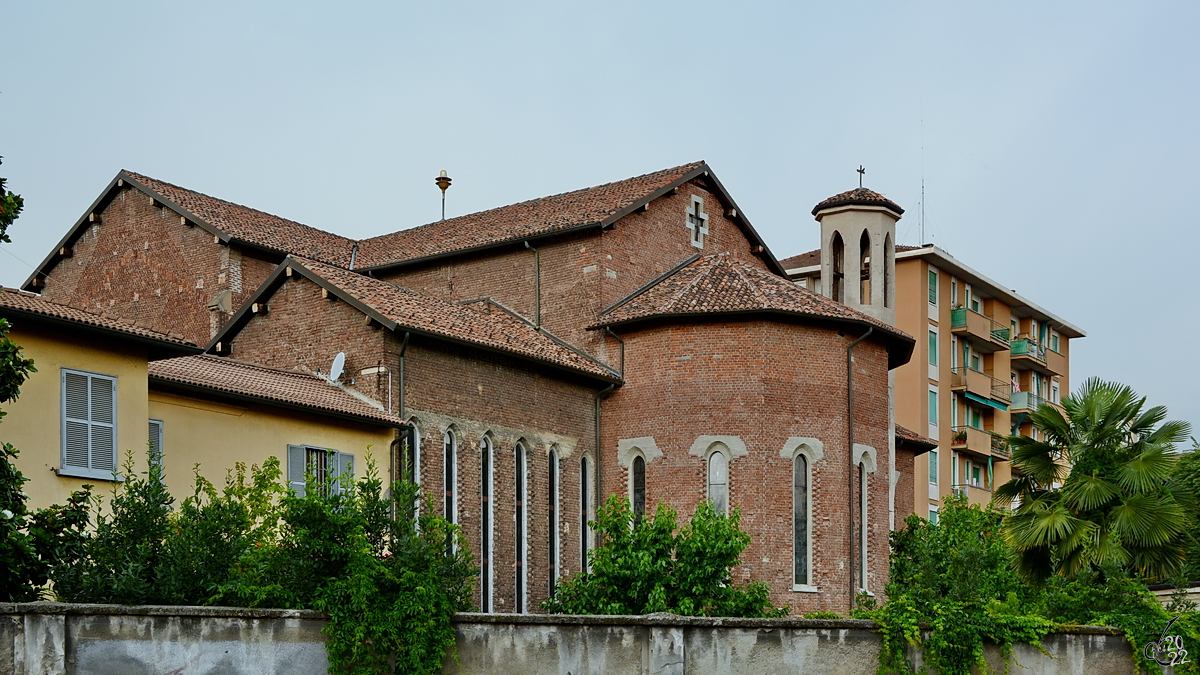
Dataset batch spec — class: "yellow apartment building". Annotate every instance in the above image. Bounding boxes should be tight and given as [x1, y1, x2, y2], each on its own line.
[782, 244, 1085, 518]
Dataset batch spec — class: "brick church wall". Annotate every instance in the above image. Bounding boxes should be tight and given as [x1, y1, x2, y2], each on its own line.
[600, 318, 893, 615]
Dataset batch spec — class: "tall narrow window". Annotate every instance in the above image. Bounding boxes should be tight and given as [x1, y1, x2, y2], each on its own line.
[61, 369, 118, 480]
[831, 232, 845, 302]
[148, 419, 164, 472]
[707, 451, 728, 513]
[548, 447, 559, 595]
[402, 424, 421, 485]
[515, 443, 527, 613]
[883, 233, 893, 308]
[632, 455, 646, 523]
[793, 453, 809, 587]
[858, 464, 868, 590]
[928, 330, 938, 366]
[859, 229, 871, 304]
[480, 437, 493, 611]
[928, 269, 938, 305]
[928, 449, 939, 484]
[928, 389, 938, 426]
[580, 456, 591, 573]
[444, 429, 457, 552]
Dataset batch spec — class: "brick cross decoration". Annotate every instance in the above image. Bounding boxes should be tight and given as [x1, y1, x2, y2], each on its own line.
[687, 199, 708, 247]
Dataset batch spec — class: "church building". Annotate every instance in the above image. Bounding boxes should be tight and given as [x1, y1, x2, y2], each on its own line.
[15, 161, 933, 615]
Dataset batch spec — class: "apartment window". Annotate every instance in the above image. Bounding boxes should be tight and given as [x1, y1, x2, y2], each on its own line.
[444, 429, 458, 528]
[969, 405, 982, 429]
[686, 196, 708, 248]
[929, 508, 939, 525]
[148, 419, 164, 472]
[480, 436, 494, 611]
[631, 455, 646, 523]
[793, 453, 811, 587]
[515, 442, 527, 613]
[928, 449, 939, 485]
[928, 389, 938, 426]
[928, 329, 938, 366]
[580, 456, 592, 573]
[1051, 380, 1060, 404]
[548, 446, 560, 595]
[1051, 331, 1061, 353]
[60, 369, 118, 480]
[707, 449, 729, 514]
[928, 269, 938, 304]
[950, 278, 958, 307]
[286, 445, 354, 497]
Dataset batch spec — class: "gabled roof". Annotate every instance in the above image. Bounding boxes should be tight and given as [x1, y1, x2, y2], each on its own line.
[355, 162, 787, 275]
[592, 254, 914, 368]
[895, 424, 937, 454]
[149, 355, 404, 427]
[23, 169, 354, 290]
[0, 287, 201, 356]
[211, 257, 621, 384]
[812, 187, 904, 216]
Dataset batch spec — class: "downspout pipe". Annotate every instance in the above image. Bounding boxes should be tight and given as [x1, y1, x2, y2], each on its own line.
[397, 331, 411, 420]
[594, 383, 616, 544]
[846, 326, 873, 614]
[524, 241, 540, 329]
[604, 327, 625, 377]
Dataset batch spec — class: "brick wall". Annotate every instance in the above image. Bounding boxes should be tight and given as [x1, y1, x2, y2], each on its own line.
[599, 318, 893, 615]
[39, 186, 279, 345]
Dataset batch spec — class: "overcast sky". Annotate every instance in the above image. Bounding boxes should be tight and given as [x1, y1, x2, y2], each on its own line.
[3, 1, 1198, 435]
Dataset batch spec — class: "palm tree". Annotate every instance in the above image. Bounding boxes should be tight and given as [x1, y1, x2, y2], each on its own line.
[994, 377, 1193, 582]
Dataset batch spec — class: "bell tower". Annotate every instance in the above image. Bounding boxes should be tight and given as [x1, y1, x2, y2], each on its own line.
[812, 183, 903, 327]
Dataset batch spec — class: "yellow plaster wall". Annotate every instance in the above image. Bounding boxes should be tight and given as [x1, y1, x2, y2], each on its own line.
[148, 390, 395, 498]
[2, 322, 151, 511]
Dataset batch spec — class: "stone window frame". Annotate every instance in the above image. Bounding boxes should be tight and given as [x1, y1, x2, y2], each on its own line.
[688, 436, 748, 514]
[780, 438, 824, 593]
[686, 194, 709, 249]
[617, 437, 663, 522]
[479, 432, 495, 612]
[404, 417, 423, 487]
[443, 425, 459, 551]
[514, 438, 529, 613]
[853, 444, 878, 595]
[547, 444, 560, 595]
[580, 453, 594, 573]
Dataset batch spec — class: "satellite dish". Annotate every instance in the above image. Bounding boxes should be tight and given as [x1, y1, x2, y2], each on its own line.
[330, 352, 346, 382]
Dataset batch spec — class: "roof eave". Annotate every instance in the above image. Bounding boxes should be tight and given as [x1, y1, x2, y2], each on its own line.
[0, 306, 202, 358]
[148, 375, 405, 429]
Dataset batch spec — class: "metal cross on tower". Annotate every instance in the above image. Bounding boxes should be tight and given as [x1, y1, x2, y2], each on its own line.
[857, 165, 865, 188]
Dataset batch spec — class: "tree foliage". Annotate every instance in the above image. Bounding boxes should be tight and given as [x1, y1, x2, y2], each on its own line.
[0, 156, 23, 243]
[542, 496, 786, 618]
[995, 377, 1193, 582]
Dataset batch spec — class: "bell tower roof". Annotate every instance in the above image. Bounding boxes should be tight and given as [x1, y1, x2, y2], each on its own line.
[812, 187, 904, 217]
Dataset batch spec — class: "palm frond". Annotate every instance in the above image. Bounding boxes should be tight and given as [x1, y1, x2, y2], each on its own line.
[1061, 473, 1120, 511]
[1117, 446, 1177, 493]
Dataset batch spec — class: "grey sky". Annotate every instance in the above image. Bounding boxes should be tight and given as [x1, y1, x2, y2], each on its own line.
[3, 1, 1198, 433]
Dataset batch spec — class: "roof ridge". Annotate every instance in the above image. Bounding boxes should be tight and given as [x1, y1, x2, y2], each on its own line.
[181, 353, 324, 380]
[726, 256, 771, 305]
[661, 256, 716, 313]
[601, 253, 703, 316]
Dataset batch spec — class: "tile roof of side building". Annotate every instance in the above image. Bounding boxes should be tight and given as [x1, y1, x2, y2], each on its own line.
[895, 424, 938, 450]
[353, 162, 711, 269]
[780, 245, 922, 271]
[591, 254, 914, 367]
[149, 355, 404, 427]
[216, 257, 620, 383]
[0, 287, 198, 347]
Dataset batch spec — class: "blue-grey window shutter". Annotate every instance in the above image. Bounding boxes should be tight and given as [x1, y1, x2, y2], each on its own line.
[287, 445, 307, 496]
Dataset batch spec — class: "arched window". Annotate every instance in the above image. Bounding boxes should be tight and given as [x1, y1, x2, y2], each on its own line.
[548, 446, 560, 595]
[444, 429, 457, 552]
[515, 442, 528, 613]
[707, 450, 728, 513]
[859, 229, 872, 304]
[632, 455, 646, 523]
[883, 233, 893, 309]
[402, 422, 421, 486]
[480, 436, 494, 611]
[831, 231, 845, 303]
[858, 463, 868, 591]
[580, 456, 592, 573]
[793, 453, 810, 587]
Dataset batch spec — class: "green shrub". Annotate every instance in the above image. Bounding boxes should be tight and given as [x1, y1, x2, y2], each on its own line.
[542, 496, 786, 618]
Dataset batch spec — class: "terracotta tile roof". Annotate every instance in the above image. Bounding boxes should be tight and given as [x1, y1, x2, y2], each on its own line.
[811, 187, 904, 216]
[354, 162, 706, 269]
[149, 355, 402, 426]
[780, 244, 924, 272]
[895, 424, 937, 449]
[124, 171, 356, 267]
[594, 253, 909, 340]
[290, 258, 619, 382]
[0, 287, 197, 346]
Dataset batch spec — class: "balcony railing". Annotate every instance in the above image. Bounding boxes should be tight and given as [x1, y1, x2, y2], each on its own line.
[951, 308, 1010, 353]
[1011, 337, 1046, 363]
[1011, 337, 1065, 376]
[950, 367, 1011, 403]
[951, 425, 1009, 458]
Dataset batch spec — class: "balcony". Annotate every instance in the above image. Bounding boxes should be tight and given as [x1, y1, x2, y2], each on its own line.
[950, 308, 1010, 354]
[951, 425, 1009, 458]
[950, 367, 1011, 404]
[1010, 391, 1062, 415]
[951, 484, 995, 505]
[1011, 337, 1063, 376]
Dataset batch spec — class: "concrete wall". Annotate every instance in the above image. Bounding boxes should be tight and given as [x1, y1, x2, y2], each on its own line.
[0, 603, 1138, 675]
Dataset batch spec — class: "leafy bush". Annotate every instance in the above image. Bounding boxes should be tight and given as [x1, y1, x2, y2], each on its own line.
[542, 496, 786, 618]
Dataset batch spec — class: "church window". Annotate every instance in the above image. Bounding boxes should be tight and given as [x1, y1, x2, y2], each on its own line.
[444, 429, 457, 550]
[686, 196, 709, 248]
[548, 446, 560, 595]
[793, 453, 810, 587]
[581, 456, 592, 573]
[515, 442, 527, 613]
[632, 455, 646, 523]
[480, 436, 494, 611]
[707, 450, 729, 513]
[831, 232, 845, 302]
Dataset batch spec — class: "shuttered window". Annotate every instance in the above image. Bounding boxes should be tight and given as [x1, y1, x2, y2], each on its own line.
[148, 419, 164, 472]
[286, 445, 355, 497]
[60, 369, 118, 480]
